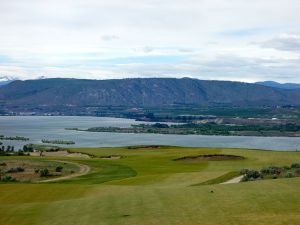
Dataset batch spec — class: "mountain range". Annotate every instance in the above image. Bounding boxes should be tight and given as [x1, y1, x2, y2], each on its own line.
[0, 76, 15, 86]
[1, 78, 300, 108]
[256, 81, 300, 90]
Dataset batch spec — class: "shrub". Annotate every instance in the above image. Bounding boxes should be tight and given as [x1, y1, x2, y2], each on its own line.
[17, 167, 25, 172]
[7, 167, 25, 173]
[55, 166, 63, 172]
[241, 170, 262, 182]
[23, 144, 34, 152]
[245, 170, 261, 179]
[1, 176, 16, 182]
[17, 151, 25, 156]
[240, 168, 249, 175]
[294, 168, 300, 175]
[291, 163, 300, 169]
[285, 172, 294, 178]
[260, 166, 283, 175]
[39, 168, 49, 177]
[283, 166, 290, 170]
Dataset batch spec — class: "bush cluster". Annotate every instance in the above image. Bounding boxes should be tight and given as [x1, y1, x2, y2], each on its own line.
[1, 176, 16, 182]
[39, 168, 50, 177]
[291, 163, 300, 169]
[240, 163, 300, 182]
[260, 166, 283, 175]
[7, 167, 25, 173]
[241, 170, 263, 182]
[55, 166, 63, 172]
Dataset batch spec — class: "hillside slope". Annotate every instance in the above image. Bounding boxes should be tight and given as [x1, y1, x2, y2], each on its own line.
[1, 78, 300, 107]
[256, 81, 300, 90]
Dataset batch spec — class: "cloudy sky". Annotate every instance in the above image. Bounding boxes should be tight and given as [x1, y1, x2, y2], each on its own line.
[0, 0, 300, 82]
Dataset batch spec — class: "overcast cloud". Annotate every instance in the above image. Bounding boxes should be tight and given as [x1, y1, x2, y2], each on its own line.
[0, 0, 300, 82]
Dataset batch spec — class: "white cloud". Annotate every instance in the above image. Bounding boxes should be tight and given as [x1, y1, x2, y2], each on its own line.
[101, 35, 120, 41]
[258, 34, 300, 52]
[0, 0, 300, 82]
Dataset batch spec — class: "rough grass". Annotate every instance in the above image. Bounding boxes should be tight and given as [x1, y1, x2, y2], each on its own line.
[0, 146, 300, 225]
[0, 159, 80, 182]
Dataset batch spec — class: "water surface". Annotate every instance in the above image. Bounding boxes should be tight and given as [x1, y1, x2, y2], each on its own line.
[1, 116, 300, 151]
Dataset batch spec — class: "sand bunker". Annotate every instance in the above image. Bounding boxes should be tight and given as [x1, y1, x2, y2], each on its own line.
[127, 145, 161, 150]
[100, 155, 122, 160]
[30, 151, 90, 158]
[174, 154, 245, 162]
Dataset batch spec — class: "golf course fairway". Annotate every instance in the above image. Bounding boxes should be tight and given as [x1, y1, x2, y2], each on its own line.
[0, 146, 300, 225]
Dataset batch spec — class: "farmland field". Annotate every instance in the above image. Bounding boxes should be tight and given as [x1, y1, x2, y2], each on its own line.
[1, 146, 300, 225]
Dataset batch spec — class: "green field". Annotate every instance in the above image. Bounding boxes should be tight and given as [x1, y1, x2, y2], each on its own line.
[1, 146, 300, 225]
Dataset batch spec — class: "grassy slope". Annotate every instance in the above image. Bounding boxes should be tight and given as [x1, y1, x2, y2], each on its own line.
[0, 146, 300, 225]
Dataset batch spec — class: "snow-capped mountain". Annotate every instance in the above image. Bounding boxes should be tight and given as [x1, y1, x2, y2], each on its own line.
[0, 76, 16, 86]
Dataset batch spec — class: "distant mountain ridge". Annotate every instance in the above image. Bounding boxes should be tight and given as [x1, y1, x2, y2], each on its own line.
[256, 81, 300, 90]
[1, 78, 300, 107]
[0, 76, 15, 86]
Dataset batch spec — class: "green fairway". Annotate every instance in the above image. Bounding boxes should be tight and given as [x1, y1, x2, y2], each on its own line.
[1, 146, 300, 225]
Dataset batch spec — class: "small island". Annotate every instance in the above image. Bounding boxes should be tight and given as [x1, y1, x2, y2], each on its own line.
[0, 135, 29, 141]
[66, 122, 300, 137]
[41, 139, 75, 145]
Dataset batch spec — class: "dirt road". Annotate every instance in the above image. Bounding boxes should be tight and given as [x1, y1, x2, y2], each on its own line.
[38, 161, 90, 183]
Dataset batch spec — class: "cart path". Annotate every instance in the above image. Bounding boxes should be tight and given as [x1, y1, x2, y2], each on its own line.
[38, 161, 90, 183]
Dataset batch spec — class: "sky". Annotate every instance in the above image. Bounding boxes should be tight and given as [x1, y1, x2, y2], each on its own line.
[0, 0, 300, 83]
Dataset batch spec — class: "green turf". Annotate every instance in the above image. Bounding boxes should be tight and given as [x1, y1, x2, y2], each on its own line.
[0, 146, 300, 225]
